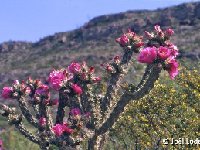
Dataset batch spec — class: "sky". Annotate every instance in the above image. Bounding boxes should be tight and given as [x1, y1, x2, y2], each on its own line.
[0, 0, 198, 43]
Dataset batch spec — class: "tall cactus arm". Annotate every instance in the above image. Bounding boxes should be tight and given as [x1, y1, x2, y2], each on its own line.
[96, 63, 161, 135]
[100, 50, 134, 114]
[56, 88, 81, 124]
[17, 96, 39, 128]
[56, 89, 69, 124]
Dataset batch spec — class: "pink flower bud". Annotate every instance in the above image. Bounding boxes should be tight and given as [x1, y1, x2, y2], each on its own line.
[62, 124, 74, 134]
[0, 139, 3, 147]
[114, 56, 120, 64]
[71, 84, 83, 95]
[116, 34, 129, 47]
[52, 124, 64, 136]
[89, 67, 95, 74]
[106, 65, 114, 72]
[14, 80, 20, 85]
[144, 31, 154, 39]
[2, 87, 13, 99]
[165, 28, 174, 36]
[92, 77, 101, 83]
[81, 73, 87, 80]
[170, 49, 179, 58]
[68, 62, 81, 74]
[154, 25, 162, 33]
[35, 84, 49, 96]
[39, 117, 46, 126]
[126, 29, 135, 38]
[135, 42, 144, 48]
[70, 108, 81, 116]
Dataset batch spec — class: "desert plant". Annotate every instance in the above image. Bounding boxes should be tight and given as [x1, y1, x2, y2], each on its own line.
[0, 25, 179, 150]
[109, 67, 200, 149]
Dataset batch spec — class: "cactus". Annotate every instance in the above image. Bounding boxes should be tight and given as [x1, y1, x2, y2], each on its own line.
[0, 25, 179, 150]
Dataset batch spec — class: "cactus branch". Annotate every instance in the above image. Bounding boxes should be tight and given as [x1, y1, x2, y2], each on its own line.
[96, 63, 161, 135]
[0, 103, 40, 145]
[100, 50, 134, 114]
[17, 97, 39, 128]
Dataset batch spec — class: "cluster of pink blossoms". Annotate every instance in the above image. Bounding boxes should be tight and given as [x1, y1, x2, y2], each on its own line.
[48, 62, 101, 94]
[138, 25, 179, 79]
[52, 123, 74, 136]
[1, 78, 58, 107]
[2, 87, 13, 99]
[116, 25, 179, 80]
[51, 108, 90, 137]
[116, 29, 144, 52]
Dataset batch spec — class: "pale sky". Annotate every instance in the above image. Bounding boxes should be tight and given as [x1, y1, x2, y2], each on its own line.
[0, 0, 198, 43]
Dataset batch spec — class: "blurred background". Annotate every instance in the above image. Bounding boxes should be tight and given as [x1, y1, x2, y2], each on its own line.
[0, 0, 200, 149]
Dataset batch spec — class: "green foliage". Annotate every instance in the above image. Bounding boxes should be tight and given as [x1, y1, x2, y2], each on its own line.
[108, 67, 200, 149]
[0, 128, 39, 150]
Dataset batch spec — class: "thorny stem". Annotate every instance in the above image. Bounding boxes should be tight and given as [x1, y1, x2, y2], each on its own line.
[96, 64, 161, 136]
[100, 50, 134, 115]
[56, 89, 68, 124]
[0, 104, 40, 145]
[17, 97, 39, 128]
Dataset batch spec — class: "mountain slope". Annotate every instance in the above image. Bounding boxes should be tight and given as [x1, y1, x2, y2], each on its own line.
[0, 1, 200, 88]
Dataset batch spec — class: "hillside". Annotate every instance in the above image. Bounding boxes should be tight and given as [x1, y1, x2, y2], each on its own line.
[0, 1, 200, 90]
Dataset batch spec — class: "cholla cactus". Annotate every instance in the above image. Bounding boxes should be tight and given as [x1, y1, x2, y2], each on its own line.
[0, 25, 179, 150]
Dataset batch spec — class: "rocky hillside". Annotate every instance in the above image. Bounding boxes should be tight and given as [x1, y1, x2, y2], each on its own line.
[0, 1, 200, 89]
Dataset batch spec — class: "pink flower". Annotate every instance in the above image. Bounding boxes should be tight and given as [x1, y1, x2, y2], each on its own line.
[165, 57, 179, 80]
[154, 25, 162, 33]
[48, 70, 64, 90]
[39, 117, 46, 126]
[2, 87, 13, 99]
[116, 34, 129, 47]
[157, 46, 171, 60]
[52, 124, 64, 136]
[62, 123, 74, 134]
[35, 84, 49, 96]
[70, 108, 81, 116]
[68, 62, 81, 74]
[71, 84, 83, 95]
[165, 28, 174, 36]
[52, 123, 73, 136]
[137, 47, 157, 64]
